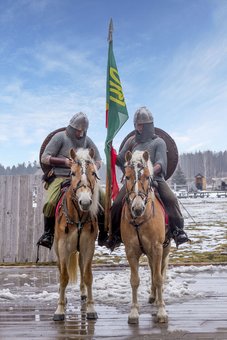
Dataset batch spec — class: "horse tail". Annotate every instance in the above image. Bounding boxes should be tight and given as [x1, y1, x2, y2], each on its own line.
[67, 251, 78, 283]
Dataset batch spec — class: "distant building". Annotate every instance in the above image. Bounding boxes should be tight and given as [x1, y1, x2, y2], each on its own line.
[195, 173, 206, 190]
[212, 177, 227, 191]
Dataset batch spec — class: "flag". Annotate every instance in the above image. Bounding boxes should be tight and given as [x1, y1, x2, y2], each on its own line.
[105, 19, 129, 202]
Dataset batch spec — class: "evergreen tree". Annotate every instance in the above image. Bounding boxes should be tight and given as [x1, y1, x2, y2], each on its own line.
[171, 164, 187, 185]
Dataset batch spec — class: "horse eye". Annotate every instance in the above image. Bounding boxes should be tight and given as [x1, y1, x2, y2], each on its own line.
[125, 176, 130, 180]
[71, 171, 76, 177]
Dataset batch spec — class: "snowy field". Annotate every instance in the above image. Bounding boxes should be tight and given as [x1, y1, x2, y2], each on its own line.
[0, 196, 227, 311]
[95, 196, 227, 265]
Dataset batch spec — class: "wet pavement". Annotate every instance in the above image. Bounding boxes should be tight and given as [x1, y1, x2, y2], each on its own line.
[0, 265, 227, 339]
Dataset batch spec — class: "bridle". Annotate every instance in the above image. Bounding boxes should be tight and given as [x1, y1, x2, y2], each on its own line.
[70, 159, 99, 202]
[61, 158, 100, 251]
[124, 161, 154, 254]
[125, 162, 153, 208]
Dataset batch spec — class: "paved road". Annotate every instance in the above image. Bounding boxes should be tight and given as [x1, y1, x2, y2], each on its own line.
[0, 265, 227, 339]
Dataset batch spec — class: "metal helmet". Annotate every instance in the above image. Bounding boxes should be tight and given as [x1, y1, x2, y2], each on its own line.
[133, 106, 154, 127]
[69, 112, 89, 131]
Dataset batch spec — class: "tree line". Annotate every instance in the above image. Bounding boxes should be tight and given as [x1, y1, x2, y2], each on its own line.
[1, 151, 227, 184]
[179, 150, 227, 183]
[0, 161, 39, 175]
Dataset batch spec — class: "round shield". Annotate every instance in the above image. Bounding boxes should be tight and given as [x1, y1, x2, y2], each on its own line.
[39, 127, 66, 173]
[119, 127, 178, 180]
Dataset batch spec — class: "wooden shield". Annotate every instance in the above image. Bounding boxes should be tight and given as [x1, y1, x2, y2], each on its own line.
[119, 127, 178, 180]
[39, 127, 66, 173]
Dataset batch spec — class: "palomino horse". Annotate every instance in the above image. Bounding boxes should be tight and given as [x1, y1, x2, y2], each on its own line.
[53, 148, 100, 321]
[121, 150, 170, 324]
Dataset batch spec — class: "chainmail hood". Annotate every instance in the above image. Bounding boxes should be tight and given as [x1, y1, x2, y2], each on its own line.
[69, 112, 89, 131]
[66, 125, 87, 148]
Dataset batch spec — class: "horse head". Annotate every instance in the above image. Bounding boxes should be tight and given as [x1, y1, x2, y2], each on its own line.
[124, 150, 154, 218]
[69, 148, 100, 214]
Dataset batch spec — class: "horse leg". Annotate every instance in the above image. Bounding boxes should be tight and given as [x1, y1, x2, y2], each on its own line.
[161, 244, 170, 282]
[149, 246, 168, 323]
[53, 260, 69, 321]
[127, 255, 140, 324]
[79, 246, 98, 320]
[79, 253, 87, 301]
[148, 260, 155, 304]
[84, 260, 98, 319]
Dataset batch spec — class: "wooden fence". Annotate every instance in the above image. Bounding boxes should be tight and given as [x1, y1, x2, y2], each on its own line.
[0, 175, 56, 263]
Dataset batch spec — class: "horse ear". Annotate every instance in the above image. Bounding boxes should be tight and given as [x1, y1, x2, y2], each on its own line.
[89, 148, 95, 159]
[70, 148, 76, 160]
[143, 151, 149, 162]
[125, 151, 132, 162]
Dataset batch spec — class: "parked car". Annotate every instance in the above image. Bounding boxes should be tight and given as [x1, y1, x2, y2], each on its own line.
[176, 189, 188, 198]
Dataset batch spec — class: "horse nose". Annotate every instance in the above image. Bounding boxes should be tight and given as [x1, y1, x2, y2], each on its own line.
[132, 205, 145, 217]
[79, 198, 92, 211]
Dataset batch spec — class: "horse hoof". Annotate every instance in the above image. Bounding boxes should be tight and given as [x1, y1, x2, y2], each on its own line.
[128, 316, 139, 324]
[157, 316, 168, 323]
[87, 312, 98, 320]
[81, 295, 87, 301]
[155, 313, 168, 323]
[53, 314, 65, 321]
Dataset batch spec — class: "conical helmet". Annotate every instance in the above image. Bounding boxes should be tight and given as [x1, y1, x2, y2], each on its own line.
[133, 106, 153, 127]
[69, 112, 89, 131]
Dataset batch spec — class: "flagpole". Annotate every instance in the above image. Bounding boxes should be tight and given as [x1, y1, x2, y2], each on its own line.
[104, 18, 129, 236]
[104, 18, 113, 234]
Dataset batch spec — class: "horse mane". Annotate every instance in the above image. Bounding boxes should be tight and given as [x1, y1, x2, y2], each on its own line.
[75, 148, 100, 217]
[129, 150, 154, 177]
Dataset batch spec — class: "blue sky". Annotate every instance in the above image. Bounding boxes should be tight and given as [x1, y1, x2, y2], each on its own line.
[0, 0, 226, 167]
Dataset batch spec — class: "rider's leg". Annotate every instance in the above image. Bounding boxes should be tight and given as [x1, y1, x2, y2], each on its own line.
[106, 186, 126, 251]
[97, 188, 108, 246]
[37, 216, 55, 249]
[37, 177, 63, 250]
[97, 210, 109, 246]
[157, 180, 189, 247]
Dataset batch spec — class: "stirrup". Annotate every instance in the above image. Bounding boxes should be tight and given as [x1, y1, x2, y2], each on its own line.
[36, 234, 53, 250]
[173, 229, 190, 248]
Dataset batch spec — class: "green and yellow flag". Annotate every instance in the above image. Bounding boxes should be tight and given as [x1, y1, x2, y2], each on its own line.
[104, 19, 128, 231]
[105, 19, 128, 202]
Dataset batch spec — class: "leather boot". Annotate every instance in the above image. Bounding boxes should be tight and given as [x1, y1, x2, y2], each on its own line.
[37, 216, 55, 249]
[97, 212, 108, 247]
[169, 217, 189, 247]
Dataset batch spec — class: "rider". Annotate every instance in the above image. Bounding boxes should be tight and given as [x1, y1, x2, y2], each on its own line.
[37, 112, 107, 250]
[106, 106, 189, 251]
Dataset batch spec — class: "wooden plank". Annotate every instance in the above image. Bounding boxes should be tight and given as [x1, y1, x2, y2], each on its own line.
[10, 176, 20, 262]
[17, 176, 30, 262]
[0, 176, 7, 261]
[4, 176, 13, 262]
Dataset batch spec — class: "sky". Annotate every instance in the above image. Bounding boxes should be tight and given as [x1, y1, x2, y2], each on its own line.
[0, 0, 227, 168]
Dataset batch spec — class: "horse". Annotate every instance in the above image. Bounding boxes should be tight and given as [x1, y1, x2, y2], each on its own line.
[121, 150, 170, 324]
[53, 148, 100, 321]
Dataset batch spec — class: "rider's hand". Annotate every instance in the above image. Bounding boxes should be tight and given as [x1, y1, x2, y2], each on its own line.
[65, 158, 73, 167]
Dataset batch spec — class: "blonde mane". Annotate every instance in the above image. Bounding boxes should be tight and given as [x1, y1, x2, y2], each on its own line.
[76, 148, 100, 217]
[130, 150, 154, 177]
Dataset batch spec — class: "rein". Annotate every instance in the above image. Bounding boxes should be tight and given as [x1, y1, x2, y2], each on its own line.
[125, 195, 153, 255]
[124, 160, 155, 254]
[60, 157, 98, 251]
[61, 193, 94, 251]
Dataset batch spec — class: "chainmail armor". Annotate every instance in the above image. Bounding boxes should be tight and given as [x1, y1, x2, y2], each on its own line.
[41, 130, 101, 177]
[116, 135, 167, 180]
